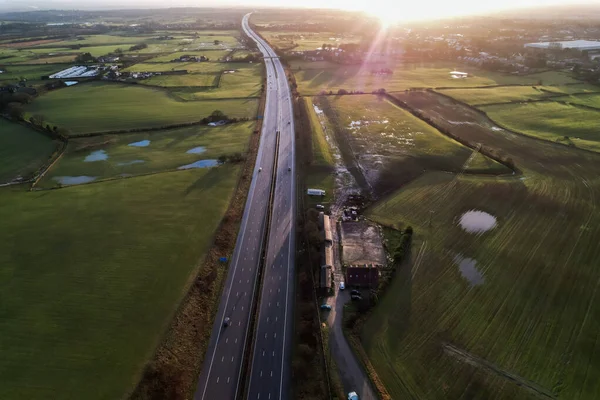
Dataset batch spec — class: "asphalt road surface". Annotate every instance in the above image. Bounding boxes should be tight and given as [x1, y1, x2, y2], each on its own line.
[193, 14, 285, 400]
[245, 17, 296, 400]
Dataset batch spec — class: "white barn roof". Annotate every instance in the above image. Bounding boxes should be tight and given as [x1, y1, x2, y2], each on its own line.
[524, 40, 600, 51]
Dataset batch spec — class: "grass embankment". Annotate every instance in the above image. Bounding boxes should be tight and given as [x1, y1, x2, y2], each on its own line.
[292, 62, 577, 95]
[0, 119, 58, 183]
[38, 122, 254, 187]
[304, 96, 335, 207]
[481, 101, 600, 153]
[26, 82, 258, 134]
[360, 89, 600, 400]
[0, 167, 241, 400]
[316, 94, 509, 196]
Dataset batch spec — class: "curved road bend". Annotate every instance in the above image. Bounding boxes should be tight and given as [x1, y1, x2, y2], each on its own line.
[193, 14, 284, 400]
[245, 17, 297, 400]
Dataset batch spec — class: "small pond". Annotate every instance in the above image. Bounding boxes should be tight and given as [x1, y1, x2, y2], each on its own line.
[117, 160, 145, 166]
[187, 146, 206, 154]
[53, 176, 97, 185]
[459, 210, 497, 233]
[128, 140, 150, 147]
[84, 150, 108, 162]
[454, 255, 485, 286]
[178, 159, 219, 169]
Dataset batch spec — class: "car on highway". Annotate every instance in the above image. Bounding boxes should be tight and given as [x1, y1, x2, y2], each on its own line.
[348, 391, 359, 400]
[258, 167, 262, 172]
[288, 167, 291, 171]
[223, 317, 231, 327]
[320, 304, 332, 310]
[339, 281, 345, 290]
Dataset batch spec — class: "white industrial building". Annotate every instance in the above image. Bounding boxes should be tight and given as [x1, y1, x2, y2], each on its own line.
[524, 40, 600, 52]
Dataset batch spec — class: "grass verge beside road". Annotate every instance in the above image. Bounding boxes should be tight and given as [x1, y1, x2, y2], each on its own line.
[0, 167, 240, 400]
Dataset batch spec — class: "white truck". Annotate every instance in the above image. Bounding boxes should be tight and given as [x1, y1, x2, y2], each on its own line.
[307, 188, 325, 196]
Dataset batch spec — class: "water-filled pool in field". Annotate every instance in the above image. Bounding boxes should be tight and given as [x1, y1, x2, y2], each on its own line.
[459, 210, 497, 233]
[53, 176, 97, 185]
[454, 255, 485, 286]
[84, 150, 108, 162]
[128, 140, 150, 147]
[186, 146, 206, 154]
[117, 160, 145, 166]
[178, 159, 219, 169]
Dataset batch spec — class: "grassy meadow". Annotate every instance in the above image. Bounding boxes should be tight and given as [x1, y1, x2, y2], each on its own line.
[172, 65, 263, 99]
[292, 62, 578, 95]
[38, 122, 254, 187]
[0, 119, 58, 183]
[26, 82, 258, 134]
[140, 73, 218, 87]
[0, 64, 65, 82]
[481, 101, 600, 153]
[145, 50, 231, 62]
[315, 94, 509, 194]
[0, 167, 240, 400]
[437, 86, 554, 105]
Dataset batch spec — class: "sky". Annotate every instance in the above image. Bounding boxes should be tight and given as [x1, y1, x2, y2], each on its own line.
[0, 0, 597, 21]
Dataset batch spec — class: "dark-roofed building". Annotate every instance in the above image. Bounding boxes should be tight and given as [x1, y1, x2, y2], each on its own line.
[346, 264, 381, 288]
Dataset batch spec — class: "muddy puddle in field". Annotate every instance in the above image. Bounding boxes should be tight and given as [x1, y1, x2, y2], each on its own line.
[454, 255, 485, 286]
[117, 160, 145, 166]
[84, 150, 108, 162]
[186, 146, 206, 154]
[458, 210, 497, 233]
[128, 140, 150, 147]
[53, 176, 97, 185]
[178, 159, 218, 169]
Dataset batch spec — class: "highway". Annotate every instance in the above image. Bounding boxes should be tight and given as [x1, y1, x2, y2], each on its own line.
[244, 15, 296, 400]
[193, 13, 295, 400]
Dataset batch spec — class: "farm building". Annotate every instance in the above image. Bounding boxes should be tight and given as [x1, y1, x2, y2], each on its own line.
[346, 264, 381, 288]
[319, 211, 334, 289]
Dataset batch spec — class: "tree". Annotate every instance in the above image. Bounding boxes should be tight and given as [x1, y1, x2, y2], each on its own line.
[29, 114, 45, 126]
[7, 102, 24, 120]
[213, 39, 220, 45]
[217, 154, 228, 164]
[75, 52, 96, 63]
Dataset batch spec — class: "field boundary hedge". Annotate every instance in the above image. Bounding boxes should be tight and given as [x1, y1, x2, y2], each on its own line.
[429, 89, 600, 156]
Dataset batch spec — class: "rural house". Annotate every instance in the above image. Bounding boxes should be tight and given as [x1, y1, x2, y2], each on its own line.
[346, 264, 381, 288]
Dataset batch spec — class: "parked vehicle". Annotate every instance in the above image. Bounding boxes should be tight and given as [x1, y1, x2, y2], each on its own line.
[320, 304, 332, 310]
[316, 204, 325, 210]
[351, 289, 360, 296]
[348, 391, 359, 400]
[351, 294, 362, 301]
[339, 281, 345, 290]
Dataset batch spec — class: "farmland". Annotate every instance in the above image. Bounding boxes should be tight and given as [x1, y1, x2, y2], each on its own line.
[0, 64, 64, 82]
[313, 94, 509, 195]
[0, 166, 241, 399]
[172, 65, 263, 99]
[145, 50, 231, 62]
[291, 62, 578, 95]
[38, 122, 254, 187]
[140, 73, 218, 87]
[26, 82, 258, 134]
[481, 101, 600, 153]
[0, 119, 58, 183]
[357, 89, 600, 399]
[262, 31, 360, 51]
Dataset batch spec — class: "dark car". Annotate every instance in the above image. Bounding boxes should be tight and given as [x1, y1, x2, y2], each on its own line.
[351, 294, 362, 301]
[351, 289, 360, 296]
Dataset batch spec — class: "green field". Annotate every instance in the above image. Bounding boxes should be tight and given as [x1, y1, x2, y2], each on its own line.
[0, 48, 37, 63]
[26, 82, 258, 134]
[0, 166, 240, 400]
[45, 34, 152, 47]
[0, 64, 65, 81]
[39, 122, 254, 187]
[262, 31, 360, 51]
[359, 89, 600, 399]
[140, 73, 218, 87]
[563, 93, 600, 108]
[124, 61, 252, 73]
[0, 119, 58, 183]
[437, 86, 554, 105]
[17, 54, 77, 64]
[293, 62, 578, 95]
[481, 101, 600, 153]
[315, 94, 509, 193]
[145, 50, 231, 62]
[172, 65, 262, 99]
